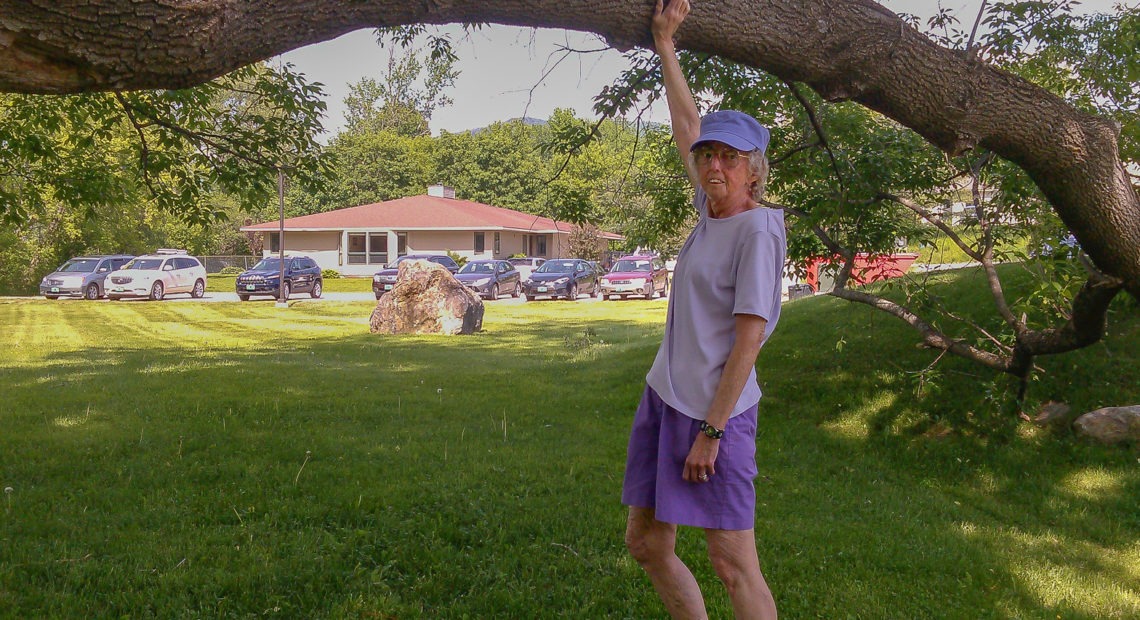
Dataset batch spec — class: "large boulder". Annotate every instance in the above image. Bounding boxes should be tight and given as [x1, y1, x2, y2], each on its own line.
[369, 259, 483, 335]
[1072, 405, 1140, 445]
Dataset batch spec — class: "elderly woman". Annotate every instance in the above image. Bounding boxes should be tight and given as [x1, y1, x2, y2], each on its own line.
[621, 1, 785, 618]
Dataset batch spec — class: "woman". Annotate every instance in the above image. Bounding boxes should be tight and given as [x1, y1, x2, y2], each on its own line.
[621, 1, 784, 618]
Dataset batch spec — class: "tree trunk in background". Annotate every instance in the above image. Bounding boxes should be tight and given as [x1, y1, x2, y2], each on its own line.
[1, 0, 1137, 296]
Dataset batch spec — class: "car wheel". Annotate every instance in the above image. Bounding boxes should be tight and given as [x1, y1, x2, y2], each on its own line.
[489, 283, 499, 300]
[190, 279, 205, 298]
[149, 281, 164, 301]
[565, 284, 577, 301]
[310, 279, 323, 299]
[663, 278, 670, 298]
[238, 294, 250, 301]
[281, 282, 291, 300]
[85, 283, 101, 300]
[512, 282, 521, 298]
[645, 284, 655, 300]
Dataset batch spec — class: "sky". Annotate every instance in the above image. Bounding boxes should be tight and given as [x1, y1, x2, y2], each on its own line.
[277, 0, 1131, 139]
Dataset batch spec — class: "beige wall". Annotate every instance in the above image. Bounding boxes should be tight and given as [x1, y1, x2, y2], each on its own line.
[263, 228, 583, 277]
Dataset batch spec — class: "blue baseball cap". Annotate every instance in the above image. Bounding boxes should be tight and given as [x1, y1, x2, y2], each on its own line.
[691, 110, 770, 155]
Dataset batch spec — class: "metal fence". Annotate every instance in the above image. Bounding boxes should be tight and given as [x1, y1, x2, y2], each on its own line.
[200, 255, 259, 274]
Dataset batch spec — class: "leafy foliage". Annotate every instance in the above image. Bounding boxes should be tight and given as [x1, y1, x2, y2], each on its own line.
[0, 62, 329, 293]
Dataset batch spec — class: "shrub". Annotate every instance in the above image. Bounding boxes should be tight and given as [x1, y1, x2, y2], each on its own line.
[322, 269, 341, 279]
[218, 266, 244, 276]
[446, 251, 467, 268]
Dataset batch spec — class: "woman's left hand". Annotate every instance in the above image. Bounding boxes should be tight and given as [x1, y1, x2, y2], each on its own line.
[683, 435, 720, 483]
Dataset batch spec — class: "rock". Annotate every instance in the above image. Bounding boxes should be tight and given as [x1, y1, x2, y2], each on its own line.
[1072, 405, 1140, 445]
[369, 259, 483, 335]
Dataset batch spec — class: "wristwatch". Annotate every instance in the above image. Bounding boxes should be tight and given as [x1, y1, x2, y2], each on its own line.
[699, 421, 724, 440]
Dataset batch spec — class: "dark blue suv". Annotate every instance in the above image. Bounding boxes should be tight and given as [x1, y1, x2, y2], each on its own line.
[236, 255, 323, 301]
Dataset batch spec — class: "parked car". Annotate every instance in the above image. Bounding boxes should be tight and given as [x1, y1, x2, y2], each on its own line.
[235, 255, 323, 301]
[522, 258, 599, 301]
[106, 249, 207, 301]
[507, 256, 546, 279]
[39, 254, 134, 300]
[372, 254, 460, 299]
[600, 254, 669, 300]
[455, 259, 522, 300]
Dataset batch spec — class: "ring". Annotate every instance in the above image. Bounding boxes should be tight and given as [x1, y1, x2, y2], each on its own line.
[698, 474, 709, 482]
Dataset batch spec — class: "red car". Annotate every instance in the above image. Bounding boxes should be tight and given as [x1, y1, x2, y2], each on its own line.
[600, 255, 669, 300]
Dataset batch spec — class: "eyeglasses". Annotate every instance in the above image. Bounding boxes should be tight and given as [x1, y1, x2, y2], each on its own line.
[693, 147, 749, 169]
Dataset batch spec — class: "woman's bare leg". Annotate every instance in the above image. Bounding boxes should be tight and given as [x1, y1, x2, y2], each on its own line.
[705, 528, 776, 619]
[626, 507, 708, 619]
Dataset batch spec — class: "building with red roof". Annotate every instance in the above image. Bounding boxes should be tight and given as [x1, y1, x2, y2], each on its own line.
[240, 185, 623, 276]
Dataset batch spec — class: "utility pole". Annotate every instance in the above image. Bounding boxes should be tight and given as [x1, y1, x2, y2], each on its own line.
[276, 167, 287, 307]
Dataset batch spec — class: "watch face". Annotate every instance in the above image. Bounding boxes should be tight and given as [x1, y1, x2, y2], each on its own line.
[703, 426, 717, 438]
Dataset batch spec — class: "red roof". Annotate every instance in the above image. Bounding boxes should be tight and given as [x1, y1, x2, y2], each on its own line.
[241, 194, 622, 239]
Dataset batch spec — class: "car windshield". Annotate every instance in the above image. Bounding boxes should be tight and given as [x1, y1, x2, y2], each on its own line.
[612, 259, 652, 273]
[535, 260, 576, 274]
[58, 259, 100, 273]
[459, 262, 495, 274]
[252, 258, 283, 270]
[124, 258, 164, 270]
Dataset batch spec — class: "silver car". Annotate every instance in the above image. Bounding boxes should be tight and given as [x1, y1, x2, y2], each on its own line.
[40, 254, 135, 300]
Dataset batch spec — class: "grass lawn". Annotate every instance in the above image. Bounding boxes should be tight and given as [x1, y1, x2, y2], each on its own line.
[1, 270, 1137, 618]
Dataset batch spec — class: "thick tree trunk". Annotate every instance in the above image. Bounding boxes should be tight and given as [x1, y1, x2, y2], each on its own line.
[2, 0, 1137, 296]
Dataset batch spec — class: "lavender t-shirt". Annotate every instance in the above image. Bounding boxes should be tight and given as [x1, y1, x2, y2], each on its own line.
[645, 187, 786, 421]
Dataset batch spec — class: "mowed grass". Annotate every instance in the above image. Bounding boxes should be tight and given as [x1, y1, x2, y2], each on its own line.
[0, 270, 1138, 618]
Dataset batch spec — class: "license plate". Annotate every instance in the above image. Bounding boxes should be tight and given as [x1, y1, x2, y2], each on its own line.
[245, 284, 256, 291]
[384, 284, 393, 291]
[50, 287, 59, 293]
[112, 287, 125, 292]
[537, 286, 548, 293]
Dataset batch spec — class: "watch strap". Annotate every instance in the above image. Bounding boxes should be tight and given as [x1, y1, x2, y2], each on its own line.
[699, 421, 725, 439]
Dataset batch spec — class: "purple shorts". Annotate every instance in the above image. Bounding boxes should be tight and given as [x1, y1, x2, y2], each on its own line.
[622, 385, 759, 530]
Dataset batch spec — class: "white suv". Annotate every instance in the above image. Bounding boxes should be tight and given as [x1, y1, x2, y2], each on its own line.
[106, 249, 207, 301]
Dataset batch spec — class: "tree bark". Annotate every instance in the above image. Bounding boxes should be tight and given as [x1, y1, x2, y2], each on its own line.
[1, 0, 1137, 296]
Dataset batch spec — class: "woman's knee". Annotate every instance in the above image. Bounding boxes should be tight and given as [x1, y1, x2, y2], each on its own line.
[625, 512, 675, 564]
[706, 533, 760, 591]
[708, 551, 748, 590]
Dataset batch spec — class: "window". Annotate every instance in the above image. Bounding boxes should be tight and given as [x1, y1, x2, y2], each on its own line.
[536, 235, 547, 257]
[474, 232, 485, 254]
[348, 233, 366, 265]
[269, 232, 281, 253]
[369, 233, 387, 265]
[494, 232, 501, 255]
[397, 233, 408, 257]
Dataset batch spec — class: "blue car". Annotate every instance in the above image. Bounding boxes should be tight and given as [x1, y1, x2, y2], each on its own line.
[235, 255, 323, 301]
[522, 258, 599, 301]
[455, 259, 522, 300]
